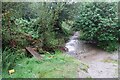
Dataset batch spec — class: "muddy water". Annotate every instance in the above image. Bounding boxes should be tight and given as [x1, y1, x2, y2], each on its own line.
[65, 31, 85, 57]
[65, 31, 118, 78]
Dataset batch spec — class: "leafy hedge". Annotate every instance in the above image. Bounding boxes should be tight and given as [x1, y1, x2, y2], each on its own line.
[2, 2, 77, 52]
[73, 2, 119, 51]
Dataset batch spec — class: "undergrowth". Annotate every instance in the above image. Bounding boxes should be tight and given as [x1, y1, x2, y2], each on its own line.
[2, 47, 26, 71]
[2, 50, 87, 78]
[0, 49, 1, 79]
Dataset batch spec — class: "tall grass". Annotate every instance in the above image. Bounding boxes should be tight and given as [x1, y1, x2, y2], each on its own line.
[0, 49, 1, 67]
[2, 47, 25, 71]
[3, 50, 88, 78]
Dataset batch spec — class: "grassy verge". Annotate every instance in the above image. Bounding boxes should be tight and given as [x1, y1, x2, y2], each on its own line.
[3, 50, 87, 78]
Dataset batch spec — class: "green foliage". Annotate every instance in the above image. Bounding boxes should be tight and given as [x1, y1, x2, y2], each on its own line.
[2, 48, 25, 70]
[2, 2, 79, 71]
[3, 51, 83, 78]
[2, 2, 37, 20]
[98, 41, 119, 52]
[2, 2, 79, 50]
[15, 18, 39, 39]
[0, 49, 1, 76]
[73, 2, 119, 51]
[29, 2, 78, 48]
[2, 23, 29, 48]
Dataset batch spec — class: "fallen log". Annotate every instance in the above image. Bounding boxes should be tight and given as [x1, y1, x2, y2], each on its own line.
[25, 47, 42, 60]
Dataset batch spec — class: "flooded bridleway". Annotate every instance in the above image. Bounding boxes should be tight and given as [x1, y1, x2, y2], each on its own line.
[65, 31, 118, 78]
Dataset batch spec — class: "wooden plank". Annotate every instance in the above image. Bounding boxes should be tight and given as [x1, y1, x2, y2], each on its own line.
[26, 47, 42, 60]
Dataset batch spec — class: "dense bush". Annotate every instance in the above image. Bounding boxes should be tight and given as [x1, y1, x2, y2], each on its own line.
[73, 2, 119, 51]
[2, 2, 79, 53]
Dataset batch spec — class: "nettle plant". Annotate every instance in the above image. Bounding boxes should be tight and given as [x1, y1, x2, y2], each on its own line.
[73, 2, 119, 51]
